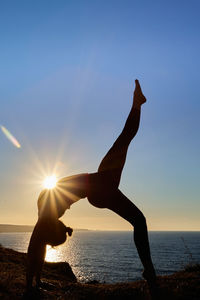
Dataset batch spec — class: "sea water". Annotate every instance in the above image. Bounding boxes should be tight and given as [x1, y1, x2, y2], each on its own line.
[0, 231, 199, 283]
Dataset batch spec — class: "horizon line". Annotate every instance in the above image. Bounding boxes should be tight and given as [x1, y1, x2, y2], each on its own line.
[0, 224, 200, 232]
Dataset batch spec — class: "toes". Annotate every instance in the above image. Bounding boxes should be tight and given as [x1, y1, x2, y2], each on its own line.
[133, 79, 146, 105]
[135, 79, 142, 92]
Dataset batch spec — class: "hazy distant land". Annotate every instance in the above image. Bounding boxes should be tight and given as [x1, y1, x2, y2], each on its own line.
[0, 224, 34, 233]
[0, 224, 89, 233]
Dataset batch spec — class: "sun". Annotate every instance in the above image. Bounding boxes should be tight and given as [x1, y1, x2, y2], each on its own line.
[43, 175, 57, 189]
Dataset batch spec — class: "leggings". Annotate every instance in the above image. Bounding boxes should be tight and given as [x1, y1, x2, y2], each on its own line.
[88, 105, 141, 207]
[87, 105, 155, 276]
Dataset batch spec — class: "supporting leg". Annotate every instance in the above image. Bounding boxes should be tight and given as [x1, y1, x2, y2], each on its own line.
[106, 189, 156, 283]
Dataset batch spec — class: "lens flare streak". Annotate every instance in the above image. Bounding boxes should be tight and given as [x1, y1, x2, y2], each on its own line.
[1, 125, 21, 148]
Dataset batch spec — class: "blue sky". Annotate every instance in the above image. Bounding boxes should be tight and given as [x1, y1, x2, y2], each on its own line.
[0, 0, 200, 230]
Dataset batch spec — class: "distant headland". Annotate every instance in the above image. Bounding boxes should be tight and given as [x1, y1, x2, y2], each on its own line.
[0, 224, 89, 233]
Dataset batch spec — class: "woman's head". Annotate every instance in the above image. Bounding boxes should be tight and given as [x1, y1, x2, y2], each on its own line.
[46, 220, 68, 246]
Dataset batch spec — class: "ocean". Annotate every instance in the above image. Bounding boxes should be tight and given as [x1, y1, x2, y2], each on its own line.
[0, 231, 200, 283]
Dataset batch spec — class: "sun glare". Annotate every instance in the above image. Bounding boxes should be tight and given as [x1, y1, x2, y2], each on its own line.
[43, 175, 57, 189]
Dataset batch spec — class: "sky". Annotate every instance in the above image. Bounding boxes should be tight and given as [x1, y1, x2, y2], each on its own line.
[0, 0, 200, 230]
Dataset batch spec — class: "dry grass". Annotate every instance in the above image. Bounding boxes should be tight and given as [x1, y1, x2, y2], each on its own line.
[0, 245, 200, 299]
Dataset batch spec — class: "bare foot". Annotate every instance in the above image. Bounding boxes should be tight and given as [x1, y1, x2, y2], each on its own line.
[142, 269, 156, 284]
[133, 79, 146, 108]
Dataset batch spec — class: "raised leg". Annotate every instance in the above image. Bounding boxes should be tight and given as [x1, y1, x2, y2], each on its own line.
[97, 80, 146, 187]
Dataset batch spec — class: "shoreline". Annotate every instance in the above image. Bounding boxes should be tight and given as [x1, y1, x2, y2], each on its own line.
[1, 224, 200, 233]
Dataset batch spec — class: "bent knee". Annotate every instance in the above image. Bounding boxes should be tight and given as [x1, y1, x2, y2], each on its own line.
[132, 211, 147, 227]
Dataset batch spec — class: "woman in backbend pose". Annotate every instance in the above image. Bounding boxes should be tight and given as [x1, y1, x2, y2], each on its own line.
[36, 79, 156, 286]
[26, 191, 73, 290]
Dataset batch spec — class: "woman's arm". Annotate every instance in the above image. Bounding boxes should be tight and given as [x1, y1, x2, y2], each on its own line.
[26, 221, 46, 290]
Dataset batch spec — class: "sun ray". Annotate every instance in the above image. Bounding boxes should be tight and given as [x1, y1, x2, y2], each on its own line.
[56, 185, 80, 203]
[49, 189, 58, 215]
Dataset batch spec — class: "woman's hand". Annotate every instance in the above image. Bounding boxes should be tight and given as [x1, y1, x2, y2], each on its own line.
[66, 227, 73, 236]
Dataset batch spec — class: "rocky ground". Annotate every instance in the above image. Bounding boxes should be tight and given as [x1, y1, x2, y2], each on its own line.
[0, 245, 200, 299]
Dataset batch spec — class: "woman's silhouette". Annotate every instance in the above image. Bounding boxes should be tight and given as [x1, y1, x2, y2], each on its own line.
[26, 190, 73, 290]
[36, 79, 156, 286]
